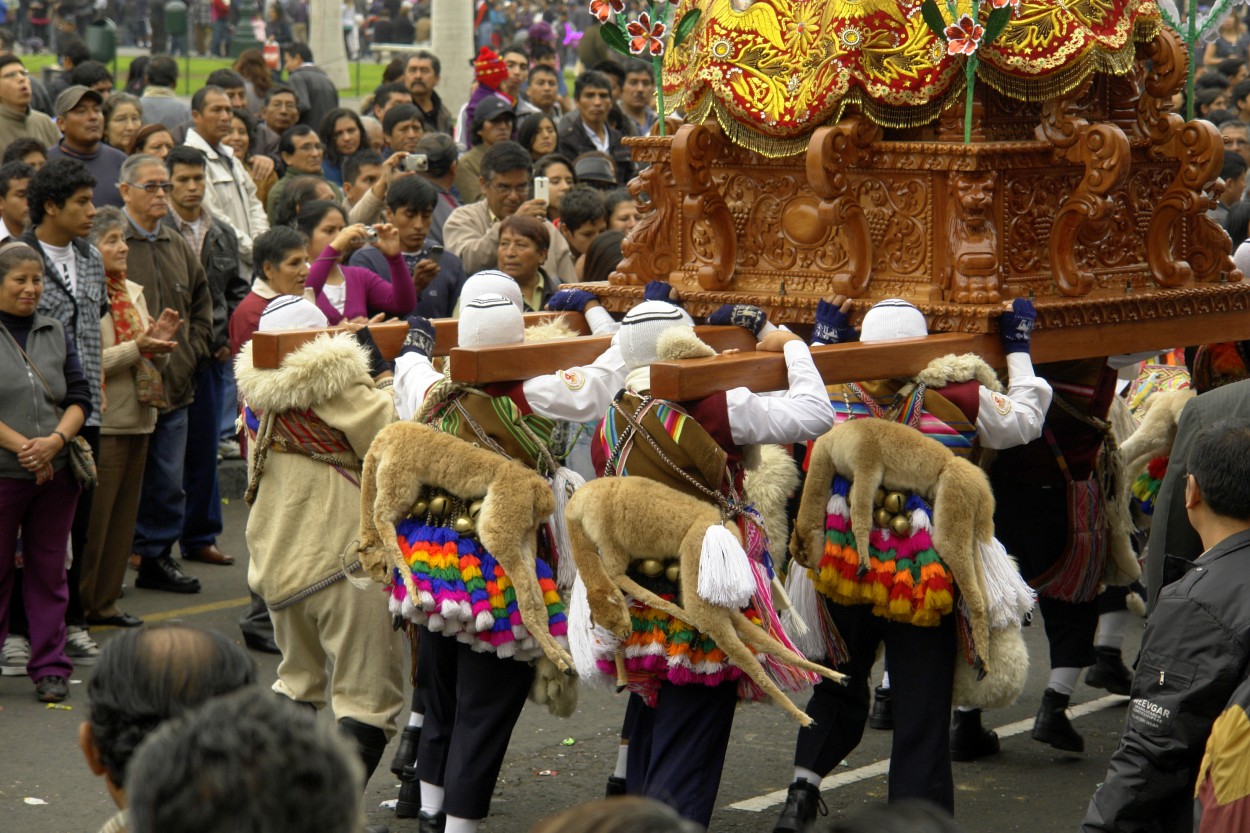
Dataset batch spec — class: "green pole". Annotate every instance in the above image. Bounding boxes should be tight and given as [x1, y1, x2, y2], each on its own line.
[1186, 0, 1196, 121]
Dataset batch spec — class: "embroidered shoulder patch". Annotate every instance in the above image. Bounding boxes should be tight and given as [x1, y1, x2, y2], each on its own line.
[560, 369, 586, 391]
[990, 391, 1012, 415]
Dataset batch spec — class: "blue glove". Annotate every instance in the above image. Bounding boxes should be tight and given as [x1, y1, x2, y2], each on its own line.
[644, 281, 680, 305]
[353, 327, 390, 377]
[812, 299, 859, 345]
[708, 304, 768, 335]
[999, 298, 1036, 355]
[546, 289, 597, 312]
[399, 315, 436, 358]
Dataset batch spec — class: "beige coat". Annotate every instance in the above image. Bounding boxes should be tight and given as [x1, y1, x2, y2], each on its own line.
[443, 199, 577, 282]
[99, 279, 165, 436]
[235, 334, 396, 608]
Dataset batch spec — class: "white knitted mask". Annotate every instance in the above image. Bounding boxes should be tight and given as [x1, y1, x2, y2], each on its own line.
[860, 299, 928, 342]
[459, 293, 525, 347]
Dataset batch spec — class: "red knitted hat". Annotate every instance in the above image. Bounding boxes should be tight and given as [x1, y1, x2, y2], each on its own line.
[474, 47, 508, 91]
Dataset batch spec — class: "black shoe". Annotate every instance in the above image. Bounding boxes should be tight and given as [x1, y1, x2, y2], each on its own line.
[135, 556, 202, 594]
[35, 675, 68, 703]
[390, 726, 421, 776]
[869, 685, 894, 730]
[85, 612, 143, 628]
[1032, 688, 1084, 754]
[606, 775, 627, 797]
[242, 630, 281, 655]
[950, 708, 1000, 761]
[417, 810, 445, 833]
[395, 766, 421, 818]
[1085, 647, 1132, 696]
[773, 778, 825, 833]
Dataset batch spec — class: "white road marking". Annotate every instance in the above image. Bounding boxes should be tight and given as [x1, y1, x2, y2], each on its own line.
[727, 694, 1129, 812]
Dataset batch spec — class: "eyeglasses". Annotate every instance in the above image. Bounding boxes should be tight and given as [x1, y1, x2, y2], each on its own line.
[295, 142, 324, 153]
[129, 181, 174, 194]
[0, 69, 31, 81]
[489, 182, 531, 196]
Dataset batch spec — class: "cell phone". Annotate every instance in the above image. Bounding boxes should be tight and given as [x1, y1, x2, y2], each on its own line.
[402, 153, 429, 173]
[534, 176, 550, 203]
[422, 245, 443, 262]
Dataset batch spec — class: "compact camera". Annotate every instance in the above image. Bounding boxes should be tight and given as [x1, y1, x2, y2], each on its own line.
[402, 153, 429, 173]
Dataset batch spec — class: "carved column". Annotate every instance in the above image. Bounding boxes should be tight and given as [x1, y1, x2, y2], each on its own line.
[671, 123, 738, 291]
[614, 137, 681, 285]
[1039, 78, 1132, 296]
[804, 117, 880, 298]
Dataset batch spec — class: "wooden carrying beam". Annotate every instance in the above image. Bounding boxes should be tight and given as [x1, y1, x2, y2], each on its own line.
[648, 307, 1250, 400]
[449, 325, 759, 384]
[249, 312, 589, 369]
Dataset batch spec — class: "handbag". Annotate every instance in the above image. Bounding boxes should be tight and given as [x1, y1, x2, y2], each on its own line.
[2, 327, 97, 487]
[1028, 427, 1107, 603]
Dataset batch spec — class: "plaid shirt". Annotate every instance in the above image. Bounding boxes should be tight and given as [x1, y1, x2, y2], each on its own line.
[23, 231, 107, 428]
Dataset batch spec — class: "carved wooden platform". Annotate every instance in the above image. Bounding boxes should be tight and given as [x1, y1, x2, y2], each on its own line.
[594, 29, 1246, 335]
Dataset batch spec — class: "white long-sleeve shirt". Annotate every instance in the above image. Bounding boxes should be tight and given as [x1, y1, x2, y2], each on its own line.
[725, 339, 836, 446]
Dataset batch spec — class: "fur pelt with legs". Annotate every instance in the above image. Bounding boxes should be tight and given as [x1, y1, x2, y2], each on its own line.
[1119, 389, 1195, 479]
[565, 476, 845, 726]
[791, 418, 1031, 709]
[357, 421, 573, 675]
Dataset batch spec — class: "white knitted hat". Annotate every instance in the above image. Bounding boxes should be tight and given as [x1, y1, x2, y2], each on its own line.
[460, 293, 525, 348]
[461, 270, 523, 311]
[618, 300, 694, 371]
[860, 299, 928, 342]
[259, 296, 328, 332]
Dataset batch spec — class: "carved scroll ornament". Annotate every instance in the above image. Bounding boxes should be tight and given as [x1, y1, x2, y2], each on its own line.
[671, 123, 738, 291]
[804, 118, 880, 299]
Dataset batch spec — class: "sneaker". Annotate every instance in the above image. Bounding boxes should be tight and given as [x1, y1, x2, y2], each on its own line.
[65, 625, 101, 665]
[1, 634, 30, 676]
[218, 439, 242, 460]
[35, 675, 69, 703]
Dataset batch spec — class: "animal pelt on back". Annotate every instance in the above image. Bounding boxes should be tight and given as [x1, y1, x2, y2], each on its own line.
[912, 353, 1005, 394]
[1119, 389, 1195, 479]
[792, 418, 1029, 707]
[357, 421, 573, 673]
[234, 333, 372, 415]
[743, 444, 801, 550]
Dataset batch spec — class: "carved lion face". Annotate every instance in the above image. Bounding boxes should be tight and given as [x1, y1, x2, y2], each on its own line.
[951, 172, 996, 217]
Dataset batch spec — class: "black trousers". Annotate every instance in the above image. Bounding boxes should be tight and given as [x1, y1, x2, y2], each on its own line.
[794, 602, 957, 812]
[993, 480, 1098, 669]
[65, 425, 98, 628]
[626, 681, 739, 828]
[415, 628, 535, 820]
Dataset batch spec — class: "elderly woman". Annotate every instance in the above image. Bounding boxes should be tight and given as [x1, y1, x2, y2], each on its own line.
[496, 215, 557, 311]
[0, 241, 92, 703]
[229, 226, 313, 355]
[104, 94, 143, 153]
[79, 208, 182, 630]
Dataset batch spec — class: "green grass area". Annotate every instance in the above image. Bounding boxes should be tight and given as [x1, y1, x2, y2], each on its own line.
[21, 53, 389, 98]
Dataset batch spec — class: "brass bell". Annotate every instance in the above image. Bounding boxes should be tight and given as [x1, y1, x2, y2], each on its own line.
[453, 515, 475, 536]
[873, 507, 892, 528]
[665, 563, 681, 583]
[428, 495, 449, 518]
[883, 491, 906, 515]
[873, 487, 886, 508]
[639, 559, 664, 577]
[890, 514, 912, 537]
[409, 499, 428, 518]
[468, 499, 484, 518]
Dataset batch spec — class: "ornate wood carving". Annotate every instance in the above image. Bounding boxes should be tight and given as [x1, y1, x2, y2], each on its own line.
[614, 137, 681, 286]
[1039, 78, 1132, 297]
[942, 170, 1001, 303]
[671, 123, 738, 291]
[804, 117, 880, 298]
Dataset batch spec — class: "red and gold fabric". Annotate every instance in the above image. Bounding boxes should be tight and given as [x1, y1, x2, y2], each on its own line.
[663, 0, 1161, 156]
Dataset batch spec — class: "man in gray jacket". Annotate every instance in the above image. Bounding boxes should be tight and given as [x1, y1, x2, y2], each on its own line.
[1082, 415, 1250, 832]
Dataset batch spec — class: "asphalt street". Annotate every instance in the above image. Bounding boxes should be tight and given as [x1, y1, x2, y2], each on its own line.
[1, 494, 1143, 833]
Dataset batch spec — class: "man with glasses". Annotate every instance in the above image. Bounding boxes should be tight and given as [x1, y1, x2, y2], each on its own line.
[1221, 119, 1250, 166]
[120, 153, 214, 596]
[185, 84, 269, 272]
[47, 85, 126, 208]
[265, 125, 344, 222]
[0, 55, 58, 155]
[443, 140, 576, 280]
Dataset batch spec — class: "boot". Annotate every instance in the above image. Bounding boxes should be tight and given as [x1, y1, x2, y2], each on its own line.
[949, 708, 1000, 761]
[868, 685, 894, 730]
[605, 775, 627, 797]
[395, 766, 421, 818]
[773, 778, 825, 833]
[1085, 647, 1132, 696]
[390, 725, 421, 776]
[418, 810, 446, 833]
[339, 718, 388, 783]
[1032, 688, 1084, 754]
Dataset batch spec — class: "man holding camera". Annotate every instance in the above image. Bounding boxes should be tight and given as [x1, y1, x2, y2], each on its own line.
[443, 141, 576, 282]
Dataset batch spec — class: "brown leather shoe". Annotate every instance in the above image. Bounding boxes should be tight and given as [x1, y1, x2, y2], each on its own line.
[183, 545, 235, 566]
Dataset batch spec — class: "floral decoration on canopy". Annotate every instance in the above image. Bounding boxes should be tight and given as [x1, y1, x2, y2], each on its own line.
[661, 0, 1162, 156]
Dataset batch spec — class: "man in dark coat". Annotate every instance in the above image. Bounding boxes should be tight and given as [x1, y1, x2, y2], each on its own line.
[283, 43, 339, 130]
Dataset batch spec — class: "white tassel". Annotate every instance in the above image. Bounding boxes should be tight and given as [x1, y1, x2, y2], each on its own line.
[697, 523, 756, 608]
[978, 537, 1037, 630]
[771, 576, 808, 637]
[783, 565, 826, 660]
[549, 466, 586, 592]
[827, 492, 849, 517]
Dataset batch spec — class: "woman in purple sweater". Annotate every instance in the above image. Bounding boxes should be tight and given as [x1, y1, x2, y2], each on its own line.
[297, 200, 416, 323]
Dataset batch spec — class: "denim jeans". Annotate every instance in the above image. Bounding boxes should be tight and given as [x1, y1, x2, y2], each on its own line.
[180, 363, 224, 552]
[132, 406, 189, 560]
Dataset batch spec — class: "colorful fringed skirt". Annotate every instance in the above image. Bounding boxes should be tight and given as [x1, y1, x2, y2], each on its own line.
[810, 475, 955, 626]
[389, 519, 567, 662]
[1131, 456, 1168, 517]
[586, 514, 819, 706]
